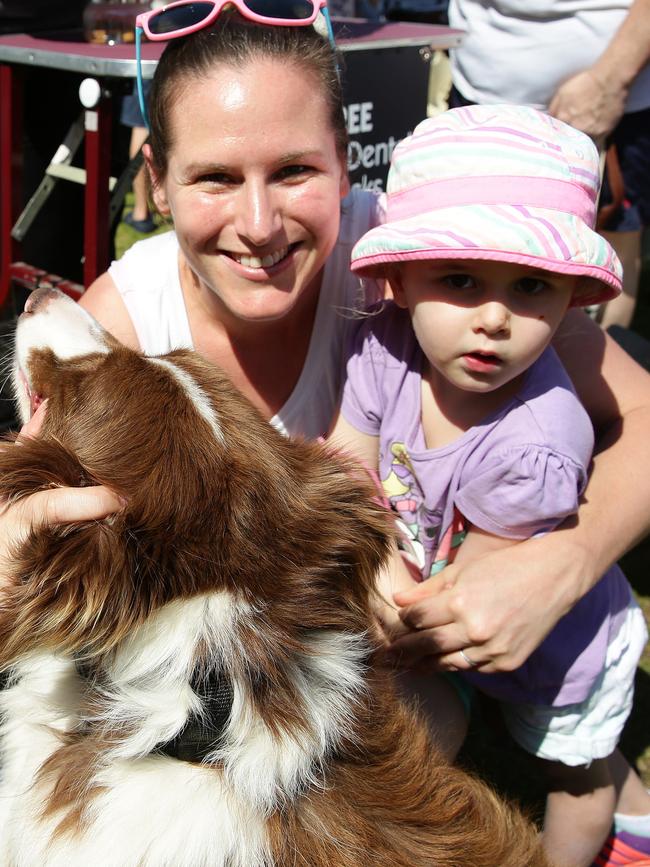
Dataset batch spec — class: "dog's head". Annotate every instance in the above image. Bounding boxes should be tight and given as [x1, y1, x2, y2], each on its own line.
[1, 289, 391, 666]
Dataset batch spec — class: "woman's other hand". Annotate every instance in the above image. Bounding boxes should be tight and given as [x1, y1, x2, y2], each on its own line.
[388, 530, 588, 673]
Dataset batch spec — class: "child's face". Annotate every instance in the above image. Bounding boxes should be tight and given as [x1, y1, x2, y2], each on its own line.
[390, 260, 576, 395]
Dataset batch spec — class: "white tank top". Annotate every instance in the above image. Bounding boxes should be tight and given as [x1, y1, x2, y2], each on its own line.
[108, 188, 382, 440]
[448, 0, 650, 113]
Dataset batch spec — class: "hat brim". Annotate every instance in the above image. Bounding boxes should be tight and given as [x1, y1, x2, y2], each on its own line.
[351, 204, 622, 308]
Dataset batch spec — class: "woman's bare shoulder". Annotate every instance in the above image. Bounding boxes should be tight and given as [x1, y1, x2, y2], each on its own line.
[80, 272, 141, 350]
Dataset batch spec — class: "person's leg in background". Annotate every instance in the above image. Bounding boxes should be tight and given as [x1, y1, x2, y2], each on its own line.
[597, 108, 649, 330]
[599, 231, 641, 329]
[120, 80, 155, 234]
[127, 124, 152, 228]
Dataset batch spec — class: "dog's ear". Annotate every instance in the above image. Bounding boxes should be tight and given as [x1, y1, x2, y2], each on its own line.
[0, 520, 140, 667]
[0, 436, 93, 500]
[0, 438, 145, 666]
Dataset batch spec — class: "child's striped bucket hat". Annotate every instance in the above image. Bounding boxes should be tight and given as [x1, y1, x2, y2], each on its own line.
[351, 105, 622, 307]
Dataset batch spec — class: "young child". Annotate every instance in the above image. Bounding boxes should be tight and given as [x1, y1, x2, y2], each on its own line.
[332, 105, 650, 867]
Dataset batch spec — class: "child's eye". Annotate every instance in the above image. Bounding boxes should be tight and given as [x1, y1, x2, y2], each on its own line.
[515, 277, 549, 296]
[442, 273, 476, 290]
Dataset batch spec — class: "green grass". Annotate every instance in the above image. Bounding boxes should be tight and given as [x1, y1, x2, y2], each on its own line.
[115, 195, 171, 260]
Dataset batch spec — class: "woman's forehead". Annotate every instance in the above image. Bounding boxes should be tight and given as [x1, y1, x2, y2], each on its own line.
[166, 59, 336, 164]
[168, 58, 326, 129]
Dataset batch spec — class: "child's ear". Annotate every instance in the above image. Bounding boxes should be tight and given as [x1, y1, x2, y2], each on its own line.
[388, 267, 409, 309]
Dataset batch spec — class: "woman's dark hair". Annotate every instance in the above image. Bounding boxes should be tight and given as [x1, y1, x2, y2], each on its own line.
[148, 11, 347, 180]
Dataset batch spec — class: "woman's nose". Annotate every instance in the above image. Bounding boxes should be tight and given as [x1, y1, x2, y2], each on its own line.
[234, 180, 281, 246]
[473, 301, 511, 336]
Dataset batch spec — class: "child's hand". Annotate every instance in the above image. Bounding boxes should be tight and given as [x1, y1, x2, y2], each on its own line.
[371, 546, 420, 651]
[373, 595, 411, 644]
[381, 572, 453, 671]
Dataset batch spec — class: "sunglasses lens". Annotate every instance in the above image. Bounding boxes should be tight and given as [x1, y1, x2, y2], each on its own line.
[246, 0, 316, 20]
[147, 2, 215, 35]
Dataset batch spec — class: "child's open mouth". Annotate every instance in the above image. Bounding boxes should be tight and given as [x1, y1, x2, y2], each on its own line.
[463, 352, 503, 372]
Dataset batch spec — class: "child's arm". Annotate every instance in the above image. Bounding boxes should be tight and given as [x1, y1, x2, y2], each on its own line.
[329, 414, 418, 642]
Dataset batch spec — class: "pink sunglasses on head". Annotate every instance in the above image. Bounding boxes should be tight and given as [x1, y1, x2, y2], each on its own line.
[136, 0, 333, 40]
[135, 0, 336, 127]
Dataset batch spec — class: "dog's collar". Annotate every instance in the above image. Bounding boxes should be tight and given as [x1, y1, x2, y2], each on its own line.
[158, 669, 234, 763]
[76, 662, 234, 763]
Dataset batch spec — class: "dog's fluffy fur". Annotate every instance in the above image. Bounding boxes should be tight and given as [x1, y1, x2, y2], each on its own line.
[0, 289, 549, 866]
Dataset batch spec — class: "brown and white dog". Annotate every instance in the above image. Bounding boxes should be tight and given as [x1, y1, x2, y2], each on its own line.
[0, 288, 548, 866]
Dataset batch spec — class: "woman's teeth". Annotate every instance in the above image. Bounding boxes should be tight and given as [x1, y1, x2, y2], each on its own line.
[232, 246, 290, 269]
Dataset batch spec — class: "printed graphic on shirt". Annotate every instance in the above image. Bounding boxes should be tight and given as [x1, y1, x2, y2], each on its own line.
[382, 442, 466, 578]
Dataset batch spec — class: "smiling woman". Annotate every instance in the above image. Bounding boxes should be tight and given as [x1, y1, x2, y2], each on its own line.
[80, 11, 378, 438]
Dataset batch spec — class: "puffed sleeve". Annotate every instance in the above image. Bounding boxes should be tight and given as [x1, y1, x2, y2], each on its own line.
[455, 444, 589, 539]
[340, 317, 384, 437]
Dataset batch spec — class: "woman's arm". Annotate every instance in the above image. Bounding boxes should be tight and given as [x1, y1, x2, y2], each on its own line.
[391, 311, 650, 673]
[554, 309, 650, 573]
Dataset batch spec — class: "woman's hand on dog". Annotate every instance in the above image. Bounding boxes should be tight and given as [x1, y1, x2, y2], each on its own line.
[0, 486, 123, 548]
[0, 401, 123, 557]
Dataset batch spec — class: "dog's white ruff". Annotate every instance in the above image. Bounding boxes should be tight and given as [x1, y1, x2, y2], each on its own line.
[0, 591, 368, 866]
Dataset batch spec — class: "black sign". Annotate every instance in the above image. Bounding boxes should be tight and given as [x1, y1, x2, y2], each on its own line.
[342, 44, 430, 192]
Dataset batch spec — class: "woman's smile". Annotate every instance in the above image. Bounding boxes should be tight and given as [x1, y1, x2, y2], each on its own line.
[219, 242, 300, 280]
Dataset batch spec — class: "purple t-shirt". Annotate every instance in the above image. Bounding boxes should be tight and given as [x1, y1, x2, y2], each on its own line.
[341, 302, 632, 707]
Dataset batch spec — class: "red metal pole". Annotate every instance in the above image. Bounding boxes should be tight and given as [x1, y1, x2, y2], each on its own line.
[0, 63, 23, 310]
[83, 88, 112, 289]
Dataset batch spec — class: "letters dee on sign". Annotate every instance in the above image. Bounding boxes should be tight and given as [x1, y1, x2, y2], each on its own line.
[344, 102, 374, 134]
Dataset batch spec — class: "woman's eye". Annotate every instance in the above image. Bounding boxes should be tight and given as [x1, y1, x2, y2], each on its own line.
[515, 277, 548, 296]
[442, 273, 475, 290]
[276, 164, 312, 181]
[196, 172, 234, 186]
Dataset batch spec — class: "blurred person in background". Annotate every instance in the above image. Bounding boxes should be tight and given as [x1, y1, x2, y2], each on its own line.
[447, 0, 650, 331]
